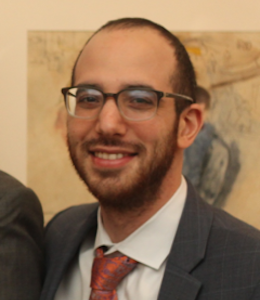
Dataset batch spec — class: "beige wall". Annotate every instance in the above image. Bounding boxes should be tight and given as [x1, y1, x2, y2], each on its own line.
[1, 0, 260, 184]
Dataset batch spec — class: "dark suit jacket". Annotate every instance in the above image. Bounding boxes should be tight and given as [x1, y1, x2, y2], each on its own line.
[0, 170, 44, 300]
[41, 182, 260, 300]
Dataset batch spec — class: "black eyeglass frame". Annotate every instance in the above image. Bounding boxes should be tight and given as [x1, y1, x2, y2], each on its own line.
[61, 85, 194, 121]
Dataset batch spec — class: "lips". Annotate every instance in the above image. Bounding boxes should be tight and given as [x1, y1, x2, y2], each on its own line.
[84, 139, 142, 169]
[89, 148, 137, 169]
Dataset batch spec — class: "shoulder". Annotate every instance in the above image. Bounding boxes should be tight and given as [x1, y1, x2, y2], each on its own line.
[45, 202, 99, 240]
[187, 180, 260, 244]
[0, 171, 44, 300]
[47, 202, 99, 226]
[197, 198, 260, 283]
[44, 203, 99, 271]
[209, 205, 260, 249]
[0, 170, 41, 204]
[186, 180, 260, 259]
[193, 203, 260, 298]
[0, 170, 24, 187]
[0, 170, 43, 225]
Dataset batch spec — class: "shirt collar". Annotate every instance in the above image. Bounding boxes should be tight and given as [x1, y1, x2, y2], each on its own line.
[94, 176, 187, 270]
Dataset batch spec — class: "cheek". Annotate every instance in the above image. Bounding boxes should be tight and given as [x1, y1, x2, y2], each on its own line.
[67, 118, 93, 142]
[130, 122, 162, 149]
[132, 111, 176, 144]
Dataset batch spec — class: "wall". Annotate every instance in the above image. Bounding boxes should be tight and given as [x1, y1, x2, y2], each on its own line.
[1, 0, 260, 184]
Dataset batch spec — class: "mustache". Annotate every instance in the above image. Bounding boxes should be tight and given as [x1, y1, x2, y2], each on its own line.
[82, 137, 144, 152]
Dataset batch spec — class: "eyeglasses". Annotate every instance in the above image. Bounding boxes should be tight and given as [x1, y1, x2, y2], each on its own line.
[61, 85, 194, 121]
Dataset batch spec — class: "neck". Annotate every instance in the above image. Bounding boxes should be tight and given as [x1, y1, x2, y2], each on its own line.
[100, 173, 182, 243]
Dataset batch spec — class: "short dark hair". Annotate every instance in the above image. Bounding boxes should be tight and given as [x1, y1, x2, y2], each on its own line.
[71, 18, 197, 115]
[195, 86, 211, 110]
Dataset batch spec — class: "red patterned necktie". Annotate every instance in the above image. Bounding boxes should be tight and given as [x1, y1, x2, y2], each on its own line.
[89, 247, 138, 300]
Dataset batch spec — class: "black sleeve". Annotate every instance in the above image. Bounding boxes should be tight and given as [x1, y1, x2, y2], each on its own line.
[0, 172, 44, 300]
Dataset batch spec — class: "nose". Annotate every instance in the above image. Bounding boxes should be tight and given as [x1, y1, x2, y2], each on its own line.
[95, 98, 127, 137]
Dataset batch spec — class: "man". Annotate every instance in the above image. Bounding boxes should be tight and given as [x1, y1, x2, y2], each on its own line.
[183, 86, 240, 206]
[41, 18, 260, 300]
[0, 170, 44, 300]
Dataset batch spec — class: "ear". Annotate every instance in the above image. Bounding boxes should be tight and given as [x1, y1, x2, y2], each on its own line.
[177, 103, 204, 149]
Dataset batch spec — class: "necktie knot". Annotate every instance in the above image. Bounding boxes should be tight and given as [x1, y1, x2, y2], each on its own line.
[90, 247, 137, 299]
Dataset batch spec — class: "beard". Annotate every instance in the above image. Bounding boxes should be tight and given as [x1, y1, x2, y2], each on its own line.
[67, 124, 178, 213]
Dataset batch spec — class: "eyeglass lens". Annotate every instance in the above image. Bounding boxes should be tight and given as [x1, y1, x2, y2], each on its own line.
[66, 87, 158, 121]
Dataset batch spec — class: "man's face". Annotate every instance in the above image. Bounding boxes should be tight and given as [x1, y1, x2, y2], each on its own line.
[67, 28, 182, 211]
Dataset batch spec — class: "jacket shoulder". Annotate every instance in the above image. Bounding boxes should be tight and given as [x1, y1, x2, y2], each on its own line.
[0, 170, 44, 300]
[209, 205, 260, 250]
[46, 201, 99, 230]
[0, 170, 42, 217]
[45, 202, 99, 245]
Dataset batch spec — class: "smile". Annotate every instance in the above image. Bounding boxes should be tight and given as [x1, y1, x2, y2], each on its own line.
[94, 152, 126, 160]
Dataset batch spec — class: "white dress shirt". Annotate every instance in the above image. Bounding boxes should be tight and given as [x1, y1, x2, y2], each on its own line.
[55, 177, 187, 300]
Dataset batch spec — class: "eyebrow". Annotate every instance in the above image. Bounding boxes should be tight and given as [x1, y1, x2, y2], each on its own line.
[75, 83, 155, 91]
[76, 83, 99, 88]
[126, 84, 154, 90]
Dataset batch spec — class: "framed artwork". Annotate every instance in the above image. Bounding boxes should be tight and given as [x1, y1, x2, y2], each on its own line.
[28, 31, 260, 226]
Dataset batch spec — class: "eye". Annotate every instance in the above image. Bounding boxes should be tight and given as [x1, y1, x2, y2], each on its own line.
[75, 88, 103, 109]
[131, 97, 153, 104]
[121, 89, 157, 110]
[76, 89, 99, 102]
[77, 95, 98, 103]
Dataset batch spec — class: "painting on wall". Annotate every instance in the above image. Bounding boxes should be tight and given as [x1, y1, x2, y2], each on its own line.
[28, 31, 260, 226]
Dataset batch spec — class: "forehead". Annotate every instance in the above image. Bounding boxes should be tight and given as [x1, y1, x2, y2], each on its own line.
[74, 27, 177, 90]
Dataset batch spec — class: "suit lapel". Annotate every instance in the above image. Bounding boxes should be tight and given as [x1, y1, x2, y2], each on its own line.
[158, 181, 214, 300]
[41, 183, 213, 300]
[40, 203, 99, 300]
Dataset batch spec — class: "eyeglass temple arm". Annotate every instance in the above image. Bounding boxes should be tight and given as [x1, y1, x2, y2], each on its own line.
[67, 92, 76, 97]
[164, 92, 194, 103]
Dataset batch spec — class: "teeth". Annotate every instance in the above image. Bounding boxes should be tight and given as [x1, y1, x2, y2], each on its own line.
[94, 152, 125, 160]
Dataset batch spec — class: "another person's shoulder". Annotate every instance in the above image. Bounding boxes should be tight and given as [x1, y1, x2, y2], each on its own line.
[0, 170, 44, 300]
[0, 170, 26, 191]
[0, 170, 43, 219]
[0, 169, 39, 198]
